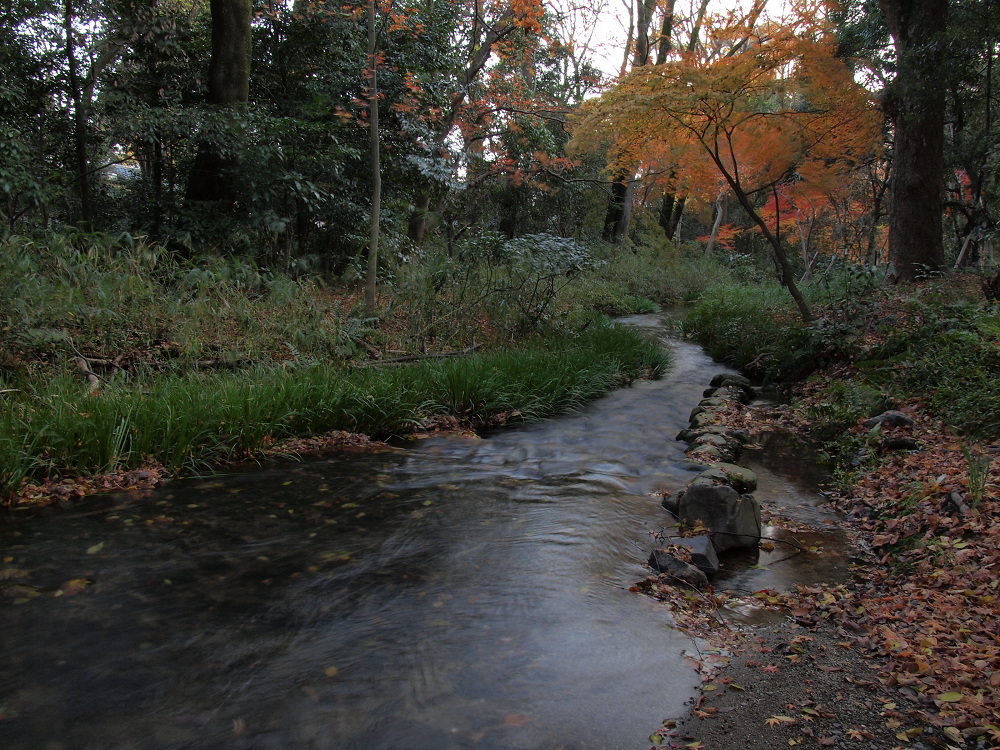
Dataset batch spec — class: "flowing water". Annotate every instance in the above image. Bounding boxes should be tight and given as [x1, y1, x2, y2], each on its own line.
[0, 315, 849, 749]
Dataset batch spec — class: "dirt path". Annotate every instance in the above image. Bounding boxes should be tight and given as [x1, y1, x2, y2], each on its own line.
[654, 619, 949, 750]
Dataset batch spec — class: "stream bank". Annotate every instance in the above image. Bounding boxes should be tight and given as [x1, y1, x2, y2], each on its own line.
[649, 394, 998, 750]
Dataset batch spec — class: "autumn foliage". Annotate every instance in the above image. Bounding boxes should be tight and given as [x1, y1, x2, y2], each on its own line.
[572, 3, 881, 269]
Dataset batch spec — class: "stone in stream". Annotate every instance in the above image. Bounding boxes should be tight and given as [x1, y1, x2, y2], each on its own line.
[692, 463, 758, 494]
[675, 483, 762, 552]
[676, 426, 752, 445]
[698, 397, 726, 408]
[647, 549, 710, 588]
[685, 444, 726, 461]
[710, 373, 752, 389]
[702, 384, 755, 404]
[654, 535, 720, 576]
[686, 434, 742, 463]
[689, 410, 726, 430]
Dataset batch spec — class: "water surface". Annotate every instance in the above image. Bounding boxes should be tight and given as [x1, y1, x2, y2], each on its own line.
[0, 315, 844, 749]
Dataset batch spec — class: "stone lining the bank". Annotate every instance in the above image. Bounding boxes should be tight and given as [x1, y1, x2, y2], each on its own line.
[648, 373, 765, 587]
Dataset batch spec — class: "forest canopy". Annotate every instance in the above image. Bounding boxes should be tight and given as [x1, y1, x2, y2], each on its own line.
[1, 0, 997, 300]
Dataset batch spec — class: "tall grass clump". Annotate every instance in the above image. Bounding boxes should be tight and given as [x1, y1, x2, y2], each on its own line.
[563, 243, 734, 315]
[683, 282, 812, 380]
[0, 231, 368, 379]
[1, 320, 668, 500]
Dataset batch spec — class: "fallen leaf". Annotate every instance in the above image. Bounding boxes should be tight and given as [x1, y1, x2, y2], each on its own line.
[765, 716, 796, 728]
[504, 713, 531, 727]
[943, 726, 964, 743]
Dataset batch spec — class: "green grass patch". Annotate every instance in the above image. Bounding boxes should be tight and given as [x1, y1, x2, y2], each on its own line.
[0, 321, 669, 499]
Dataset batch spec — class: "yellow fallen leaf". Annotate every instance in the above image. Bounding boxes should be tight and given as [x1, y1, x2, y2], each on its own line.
[324, 666, 338, 677]
[765, 716, 796, 727]
[937, 692, 963, 703]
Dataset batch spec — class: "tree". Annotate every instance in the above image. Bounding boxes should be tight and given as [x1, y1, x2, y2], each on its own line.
[576, 9, 881, 320]
[186, 0, 253, 203]
[365, 0, 381, 313]
[878, 0, 948, 282]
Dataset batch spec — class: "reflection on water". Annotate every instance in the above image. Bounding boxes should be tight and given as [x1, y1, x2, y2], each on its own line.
[0, 315, 847, 749]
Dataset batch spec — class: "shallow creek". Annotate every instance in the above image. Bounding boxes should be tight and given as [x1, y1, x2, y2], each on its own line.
[0, 315, 850, 749]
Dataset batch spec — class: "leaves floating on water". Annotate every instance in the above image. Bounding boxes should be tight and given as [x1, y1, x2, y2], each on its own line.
[54, 578, 90, 597]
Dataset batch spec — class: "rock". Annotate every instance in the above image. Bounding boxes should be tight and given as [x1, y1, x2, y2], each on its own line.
[677, 483, 762, 552]
[694, 463, 758, 493]
[691, 433, 731, 448]
[862, 410, 913, 429]
[686, 437, 739, 463]
[661, 491, 681, 515]
[647, 549, 710, 588]
[661, 535, 720, 575]
[690, 433, 742, 459]
[689, 411, 725, 429]
[677, 458, 713, 473]
[698, 397, 726, 408]
[676, 427, 751, 444]
[879, 437, 919, 453]
[703, 384, 754, 404]
[710, 372, 751, 388]
[685, 444, 725, 459]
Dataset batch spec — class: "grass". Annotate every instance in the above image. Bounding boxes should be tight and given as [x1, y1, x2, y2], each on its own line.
[0, 322, 669, 501]
[682, 270, 1000, 442]
[560, 245, 735, 315]
[0, 231, 371, 379]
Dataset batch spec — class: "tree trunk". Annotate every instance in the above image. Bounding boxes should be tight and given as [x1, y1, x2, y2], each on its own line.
[603, 0, 659, 247]
[365, 0, 380, 315]
[64, 0, 92, 231]
[705, 150, 812, 320]
[878, 0, 948, 282]
[602, 173, 632, 244]
[703, 190, 725, 257]
[186, 0, 252, 203]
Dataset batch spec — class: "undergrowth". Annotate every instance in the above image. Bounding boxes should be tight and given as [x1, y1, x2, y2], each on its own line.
[684, 270, 1000, 442]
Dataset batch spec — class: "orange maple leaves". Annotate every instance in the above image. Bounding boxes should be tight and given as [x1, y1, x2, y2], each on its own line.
[573, 0, 881, 256]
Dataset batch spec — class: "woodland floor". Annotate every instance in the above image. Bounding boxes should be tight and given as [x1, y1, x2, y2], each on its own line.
[647, 393, 1000, 750]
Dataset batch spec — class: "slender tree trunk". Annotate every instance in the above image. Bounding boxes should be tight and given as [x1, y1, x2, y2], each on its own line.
[64, 0, 92, 230]
[365, 0, 381, 314]
[186, 0, 252, 203]
[705, 149, 812, 320]
[878, 0, 947, 282]
[703, 189, 724, 257]
[603, 0, 659, 246]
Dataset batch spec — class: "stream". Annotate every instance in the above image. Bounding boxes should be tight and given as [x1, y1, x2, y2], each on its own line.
[0, 314, 850, 749]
